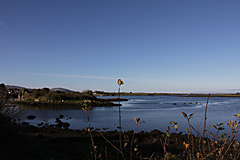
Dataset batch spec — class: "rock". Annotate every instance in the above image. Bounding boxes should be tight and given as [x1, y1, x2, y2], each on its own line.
[59, 114, 64, 119]
[62, 122, 70, 129]
[47, 125, 55, 128]
[27, 115, 36, 119]
[37, 122, 44, 126]
[55, 118, 61, 123]
[95, 128, 100, 131]
[56, 122, 63, 128]
[103, 128, 109, 130]
[21, 122, 29, 126]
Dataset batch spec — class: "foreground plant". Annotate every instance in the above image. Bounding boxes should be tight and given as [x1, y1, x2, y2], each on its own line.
[157, 95, 240, 160]
[82, 79, 150, 160]
[82, 106, 97, 160]
[81, 84, 240, 159]
[130, 117, 145, 160]
[117, 79, 124, 156]
[161, 121, 178, 157]
[181, 95, 240, 160]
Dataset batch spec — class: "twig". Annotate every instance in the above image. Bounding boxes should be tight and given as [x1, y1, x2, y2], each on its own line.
[98, 131, 123, 155]
[202, 94, 210, 157]
[220, 122, 240, 160]
[83, 108, 97, 160]
[130, 121, 140, 160]
[149, 152, 155, 160]
[117, 79, 124, 159]
[118, 85, 122, 153]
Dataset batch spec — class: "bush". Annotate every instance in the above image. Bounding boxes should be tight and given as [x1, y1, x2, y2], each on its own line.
[0, 83, 7, 108]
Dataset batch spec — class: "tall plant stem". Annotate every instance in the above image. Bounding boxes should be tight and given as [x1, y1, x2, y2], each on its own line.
[84, 109, 97, 160]
[130, 124, 138, 160]
[118, 86, 123, 155]
[203, 94, 210, 137]
[98, 131, 123, 155]
[202, 93, 210, 157]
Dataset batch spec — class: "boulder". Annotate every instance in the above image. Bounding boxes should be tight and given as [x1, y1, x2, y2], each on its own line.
[59, 114, 64, 119]
[27, 115, 36, 119]
[62, 122, 70, 129]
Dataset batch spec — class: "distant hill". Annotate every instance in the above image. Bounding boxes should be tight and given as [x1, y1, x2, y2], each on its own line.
[5, 85, 27, 90]
[50, 88, 72, 92]
[5, 85, 72, 92]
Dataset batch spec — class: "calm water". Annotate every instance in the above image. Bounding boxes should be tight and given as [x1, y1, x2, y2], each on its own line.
[19, 95, 240, 134]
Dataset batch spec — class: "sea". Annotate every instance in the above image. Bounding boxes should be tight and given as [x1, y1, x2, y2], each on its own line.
[18, 95, 240, 136]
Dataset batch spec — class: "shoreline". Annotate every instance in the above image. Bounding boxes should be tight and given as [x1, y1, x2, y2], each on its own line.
[97, 92, 240, 97]
[1, 119, 239, 160]
[11, 98, 128, 108]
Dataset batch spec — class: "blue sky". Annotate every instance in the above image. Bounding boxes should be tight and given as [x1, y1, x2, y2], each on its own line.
[0, 0, 240, 93]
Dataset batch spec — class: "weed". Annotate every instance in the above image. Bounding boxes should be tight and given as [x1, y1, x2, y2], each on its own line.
[82, 105, 97, 160]
[81, 83, 240, 160]
[180, 94, 240, 160]
[118, 79, 124, 158]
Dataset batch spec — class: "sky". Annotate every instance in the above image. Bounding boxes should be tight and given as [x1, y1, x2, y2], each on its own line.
[0, 0, 240, 93]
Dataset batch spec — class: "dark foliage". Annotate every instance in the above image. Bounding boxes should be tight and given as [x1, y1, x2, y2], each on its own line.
[0, 83, 7, 108]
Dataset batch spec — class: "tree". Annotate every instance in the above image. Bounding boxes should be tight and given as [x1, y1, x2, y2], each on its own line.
[18, 88, 25, 101]
[0, 83, 6, 92]
[0, 83, 7, 108]
[41, 88, 50, 94]
[82, 89, 93, 95]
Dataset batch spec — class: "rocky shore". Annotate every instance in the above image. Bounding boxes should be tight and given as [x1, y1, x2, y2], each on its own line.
[0, 117, 184, 160]
[1, 112, 240, 160]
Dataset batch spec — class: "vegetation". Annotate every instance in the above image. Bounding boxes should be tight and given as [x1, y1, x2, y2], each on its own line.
[17, 88, 96, 101]
[0, 83, 7, 108]
[1, 82, 240, 159]
[10, 87, 122, 108]
[78, 82, 240, 160]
